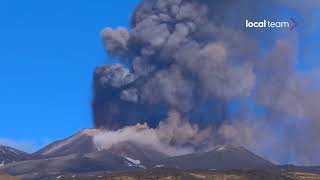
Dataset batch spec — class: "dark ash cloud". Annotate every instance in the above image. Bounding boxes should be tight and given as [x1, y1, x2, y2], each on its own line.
[92, 0, 320, 165]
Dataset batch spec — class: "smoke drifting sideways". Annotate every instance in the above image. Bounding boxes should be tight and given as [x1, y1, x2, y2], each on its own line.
[93, 0, 320, 165]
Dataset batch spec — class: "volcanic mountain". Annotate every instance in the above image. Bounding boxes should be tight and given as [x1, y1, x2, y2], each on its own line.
[30, 129, 101, 159]
[0, 129, 278, 179]
[29, 129, 168, 163]
[161, 145, 275, 170]
[0, 129, 170, 179]
[0, 145, 28, 166]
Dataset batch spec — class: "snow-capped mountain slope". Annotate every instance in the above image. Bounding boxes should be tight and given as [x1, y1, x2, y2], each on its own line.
[0, 145, 28, 165]
[108, 141, 168, 164]
[1, 151, 145, 179]
[161, 145, 274, 170]
[0, 131, 276, 179]
[30, 128, 169, 165]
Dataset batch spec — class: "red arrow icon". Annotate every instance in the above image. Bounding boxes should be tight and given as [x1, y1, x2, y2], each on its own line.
[290, 18, 298, 31]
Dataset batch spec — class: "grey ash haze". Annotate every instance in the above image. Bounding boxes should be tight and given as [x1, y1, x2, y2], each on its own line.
[92, 0, 320, 165]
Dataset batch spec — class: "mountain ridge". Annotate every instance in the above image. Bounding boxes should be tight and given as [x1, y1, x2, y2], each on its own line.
[30, 128, 100, 159]
[160, 145, 275, 170]
[1, 129, 316, 180]
[0, 145, 28, 166]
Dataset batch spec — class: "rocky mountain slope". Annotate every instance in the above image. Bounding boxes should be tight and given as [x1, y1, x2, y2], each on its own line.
[0, 129, 319, 180]
[1, 151, 145, 179]
[0, 129, 169, 179]
[0, 145, 28, 166]
[161, 145, 275, 170]
[30, 129, 100, 159]
[30, 129, 168, 165]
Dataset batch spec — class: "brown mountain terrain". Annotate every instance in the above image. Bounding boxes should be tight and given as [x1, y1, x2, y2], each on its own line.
[0, 129, 319, 180]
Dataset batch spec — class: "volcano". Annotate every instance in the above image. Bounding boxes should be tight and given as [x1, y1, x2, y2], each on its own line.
[0, 129, 278, 179]
[29, 129, 168, 164]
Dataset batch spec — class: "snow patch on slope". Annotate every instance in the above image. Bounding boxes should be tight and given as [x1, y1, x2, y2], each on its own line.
[124, 157, 140, 165]
[123, 156, 146, 169]
[216, 146, 226, 151]
[213, 145, 247, 152]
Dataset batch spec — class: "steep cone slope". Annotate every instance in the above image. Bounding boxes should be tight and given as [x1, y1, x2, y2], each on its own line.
[161, 145, 275, 170]
[30, 129, 168, 164]
[30, 129, 100, 159]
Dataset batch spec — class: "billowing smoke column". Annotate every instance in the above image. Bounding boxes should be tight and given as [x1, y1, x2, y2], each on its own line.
[94, 0, 258, 129]
[93, 0, 320, 165]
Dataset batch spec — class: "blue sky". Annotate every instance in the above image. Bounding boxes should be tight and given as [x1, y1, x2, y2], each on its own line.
[0, 0, 139, 152]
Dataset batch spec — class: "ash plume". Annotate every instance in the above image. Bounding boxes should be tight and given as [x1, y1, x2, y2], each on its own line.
[93, 111, 212, 156]
[93, 0, 320, 165]
[94, 0, 258, 129]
